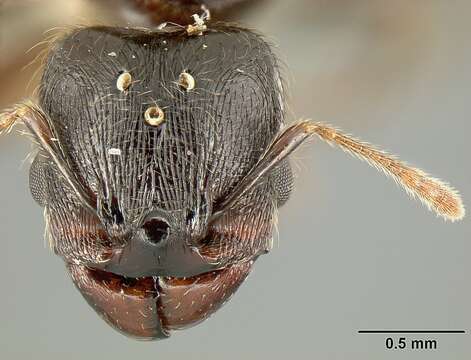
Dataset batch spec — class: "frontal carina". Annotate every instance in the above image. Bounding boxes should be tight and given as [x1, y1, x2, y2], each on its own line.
[0, 23, 464, 340]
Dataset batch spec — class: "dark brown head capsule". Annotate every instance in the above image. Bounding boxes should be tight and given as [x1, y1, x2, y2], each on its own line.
[8, 24, 288, 339]
[0, 22, 464, 341]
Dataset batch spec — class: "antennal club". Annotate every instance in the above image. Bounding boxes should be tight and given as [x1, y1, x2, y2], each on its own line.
[303, 121, 465, 222]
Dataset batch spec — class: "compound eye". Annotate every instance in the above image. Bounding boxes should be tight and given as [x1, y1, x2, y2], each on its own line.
[142, 217, 170, 246]
[271, 159, 294, 207]
[29, 153, 48, 207]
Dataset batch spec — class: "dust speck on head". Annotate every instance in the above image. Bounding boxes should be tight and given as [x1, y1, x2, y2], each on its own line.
[186, 9, 209, 36]
[108, 148, 122, 156]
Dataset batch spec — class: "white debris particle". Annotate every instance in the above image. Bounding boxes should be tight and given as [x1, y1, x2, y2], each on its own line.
[193, 13, 205, 26]
[108, 148, 122, 156]
[108, 52, 117, 57]
[202, 44, 208, 49]
[186, 10, 209, 36]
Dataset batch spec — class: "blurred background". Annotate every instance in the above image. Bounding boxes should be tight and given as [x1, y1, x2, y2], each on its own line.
[0, 0, 470, 359]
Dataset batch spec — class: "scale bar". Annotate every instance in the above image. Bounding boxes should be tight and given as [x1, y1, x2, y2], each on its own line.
[359, 330, 466, 334]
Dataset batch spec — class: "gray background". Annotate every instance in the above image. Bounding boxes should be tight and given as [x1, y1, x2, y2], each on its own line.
[1, 0, 470, 358]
